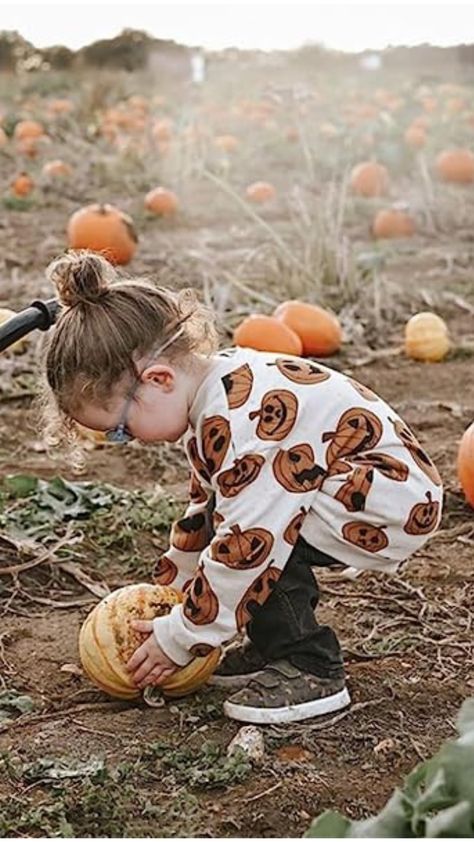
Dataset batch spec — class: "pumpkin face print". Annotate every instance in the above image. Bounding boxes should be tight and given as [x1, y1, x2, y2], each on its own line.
[335, 465, 374, 512]
[346, 378, 379, 402]
[189, 471, 208, 504]
[152, 555, 178, 586]
[222, 364, 254, 409]
[171, 512, 209, 552]
[342, 521, 389, 553]
[201, 416, 231, 475]
[210, 524, 274, 569]
[183, 567, 219, 625]
[322, 408, 383, 465]
[404, 491, 440, 535]
[273, 443, 326, 493]
[212, 510, 225, 531]
[235, 566, 281, 629]
[283, 507, 307, 544]
[217, 454, 265, 498]
[389, 418, 441, 487]
[267, 358, 331, 385]
[352, 452, 409, 482]
[187, 436, 211, 484]
[189, 642, 215, 657]
[249, 390, 298, 441]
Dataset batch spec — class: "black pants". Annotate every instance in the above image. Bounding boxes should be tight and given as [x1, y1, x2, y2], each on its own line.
[206, 497, 345, 680]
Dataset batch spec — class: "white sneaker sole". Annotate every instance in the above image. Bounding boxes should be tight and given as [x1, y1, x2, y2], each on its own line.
[208, 671, 262, 690]
[223, 687, 351, 724]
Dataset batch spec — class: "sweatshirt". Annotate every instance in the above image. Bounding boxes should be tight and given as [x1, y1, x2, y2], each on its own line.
[152, 346, 443, 665]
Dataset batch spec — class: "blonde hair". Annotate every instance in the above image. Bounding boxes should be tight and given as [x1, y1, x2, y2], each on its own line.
[36, 249, 218, 468]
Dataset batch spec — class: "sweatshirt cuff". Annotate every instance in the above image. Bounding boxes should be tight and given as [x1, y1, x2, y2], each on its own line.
[153, 612, 193, 667]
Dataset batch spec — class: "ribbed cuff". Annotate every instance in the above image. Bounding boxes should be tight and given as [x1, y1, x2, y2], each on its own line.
[152, 613, 193, 667]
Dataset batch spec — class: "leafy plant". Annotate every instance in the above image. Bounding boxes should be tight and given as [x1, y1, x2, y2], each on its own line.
[306, 697, 474, 838]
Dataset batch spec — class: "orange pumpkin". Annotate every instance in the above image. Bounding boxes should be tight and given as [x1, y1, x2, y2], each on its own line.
[372, 209, 416, 239]
[144, 187, 179, 216]
[350, 162, 390, 197]
[210, 524, 274, 569]
[42, 159, 72, 178]
[233, 315, 303, 355]
[222, 363, 254, 409]
[435, 149, 474, 184]
[457, 422, 474, 508]
[266, 358, 331, 385]
[249, 389, 298, 440]
[152, 118, 173, 142]
[47, 98, 74, 116]
[245, 181, 276, 203]
[404, 125, 426, 148]
[273, 443, 326, 493]
[273, 300, 342, 357]
[11, 172, 34, 197]
[235, 566, 281, 629]
[214, 134, 239, 152]
[67, 203, 138, 265]
[404, 312, 450, 362]
[13, 119, 44, 141]
[79, 583, 220, 699]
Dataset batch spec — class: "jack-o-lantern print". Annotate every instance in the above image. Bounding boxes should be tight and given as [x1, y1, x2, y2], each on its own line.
[183, 567, 219, 625]
[273, 444, 327, 493]
[189, 471, 208, 504]
[249, 390, 298, 441]
[187, 436, 211, 484]
[267, 358, 331, 385]
[212, 510, 225, 531]
[217, 454, 265, 498]
[389, 418, 441, 487]
[152, 555, 178, 586]
[283, 507, 307, 544]
[322, 408, 383, 466]
[235, 565, 281, 629]
[342, 521, 389, 553]
[171, 512, 210, 552]
[222, 364, 254, 409]
[346, 378, 379, 402]
[201, 416, 231, 475]
[210, 524, 274, 569]
[404, 491, 440, 535]
[189, 642, 215, 657]
[351, 452, 409, 482]
[335, 465, 374, 512]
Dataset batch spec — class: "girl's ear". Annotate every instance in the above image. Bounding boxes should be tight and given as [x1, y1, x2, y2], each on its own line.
[141, 363, 175, 391]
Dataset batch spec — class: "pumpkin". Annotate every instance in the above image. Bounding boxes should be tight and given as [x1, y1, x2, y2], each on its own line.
[435, 149, 474, 184]
[249, 389, 298, 441]
[214, 135, 239, 152]
[389, 417, 441, 487]
[322, 408, 383, 466]
[404, 125, 426, 148]
[404, 491, 440, 535]
[372, 209, 416, 239]
[201, 415, 231, 474]
[404, 312, 450, 362]
[349, 162, 389, 197]
[342, 521, 388, 553]
[217, 454, 265, 498]
[283, 507, 306, 545]
[273, 300, 342, 357]
[171, 512, 210, 552]
[144, 187, 179, 216]
[67, 203, 137, 265]
[222, 363, 254, 409]
[47, 98, 74, 116]
[235, 566, 281, 629]
[0, 307, 29, 353]
[13, 119, 44, 141]
[273, 443, 326, 493]
[210, 524, 274, 569]
[183, 568, 219, 625]
[233, 315, 302, 355]
[79, 583, 220, 699]
[335, 465, 374, 512]
[267, 358, 331, 385]
[11, 172, 34, 197]
[457, 422, 474, 508]
[42, 159, 72, 178]
[152, 555, 178, 586]
[245, 181, 276, 203]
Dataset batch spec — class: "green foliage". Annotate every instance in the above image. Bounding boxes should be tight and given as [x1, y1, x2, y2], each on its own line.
[306, 697, 474, 838]
[142, 738, 252, 789]
[0, 689, 34, 724]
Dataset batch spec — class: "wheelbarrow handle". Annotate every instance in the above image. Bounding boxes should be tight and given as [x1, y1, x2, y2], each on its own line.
[0, 298, 60, 353]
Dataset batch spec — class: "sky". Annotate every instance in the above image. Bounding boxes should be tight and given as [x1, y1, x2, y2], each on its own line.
[1, 1, 474, 53]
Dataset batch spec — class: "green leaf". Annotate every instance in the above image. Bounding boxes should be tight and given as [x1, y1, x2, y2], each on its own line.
[3, 474, 38, 498]
[348, 790, 413, 838]
[457, 698, 474, 738]
[0, 689, 35, 723]
[305, 810, 351, 837]
[424, 801, 473, 837]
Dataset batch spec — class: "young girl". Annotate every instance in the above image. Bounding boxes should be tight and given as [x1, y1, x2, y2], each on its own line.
[41, 250, 443, 725]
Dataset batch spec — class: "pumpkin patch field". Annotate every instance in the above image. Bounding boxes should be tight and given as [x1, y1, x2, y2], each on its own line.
[0, 36, 473, 837]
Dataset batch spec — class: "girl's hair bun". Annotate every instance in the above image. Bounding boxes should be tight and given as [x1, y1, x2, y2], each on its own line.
[46, 250, 116, 308]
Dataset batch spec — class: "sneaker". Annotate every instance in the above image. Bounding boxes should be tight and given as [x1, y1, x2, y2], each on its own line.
[208, 640, 267, 690]
[223, 659, 350, 724]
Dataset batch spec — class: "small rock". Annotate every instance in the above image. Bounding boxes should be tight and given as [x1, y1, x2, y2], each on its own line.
[227, 725, 265, 764]
[373, 737, 396, 755]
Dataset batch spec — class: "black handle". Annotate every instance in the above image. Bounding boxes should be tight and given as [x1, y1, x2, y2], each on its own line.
[0, 298, 60, 352]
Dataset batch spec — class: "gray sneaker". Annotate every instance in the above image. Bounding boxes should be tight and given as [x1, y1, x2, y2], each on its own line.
[223, 659, 350, 724]
[208, 640, 267, 690]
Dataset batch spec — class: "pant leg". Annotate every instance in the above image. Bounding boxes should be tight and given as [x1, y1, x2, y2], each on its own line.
[246, 535, 345, 680]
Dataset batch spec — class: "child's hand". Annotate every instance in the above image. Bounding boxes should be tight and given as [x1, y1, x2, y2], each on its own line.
[126, 620, 178, 688]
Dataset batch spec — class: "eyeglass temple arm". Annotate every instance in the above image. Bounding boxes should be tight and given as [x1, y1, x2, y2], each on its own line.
[0, 297, 60, 353]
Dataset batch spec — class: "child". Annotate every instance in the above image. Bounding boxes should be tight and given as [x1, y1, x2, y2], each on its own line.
[41, 250, 443, 725]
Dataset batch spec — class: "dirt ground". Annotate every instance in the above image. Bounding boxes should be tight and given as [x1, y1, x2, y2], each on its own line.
[0, 65, 473, 837]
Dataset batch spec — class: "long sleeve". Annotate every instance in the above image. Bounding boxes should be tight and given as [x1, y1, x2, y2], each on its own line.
[152, 434, 320, 665]
[151, 468, 214, 592]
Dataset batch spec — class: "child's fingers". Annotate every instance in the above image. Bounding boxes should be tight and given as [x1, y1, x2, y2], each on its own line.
[130, 619, 154, 634]
[126, 644, 149, 673]
[140, 666, 175, 689]
[131, 656, 157, 685]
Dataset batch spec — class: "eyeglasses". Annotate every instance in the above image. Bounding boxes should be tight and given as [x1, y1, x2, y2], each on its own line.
[104, 324, 187, 444]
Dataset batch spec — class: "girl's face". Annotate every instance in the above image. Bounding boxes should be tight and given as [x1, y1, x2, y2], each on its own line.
[73, 358, 208, 444]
